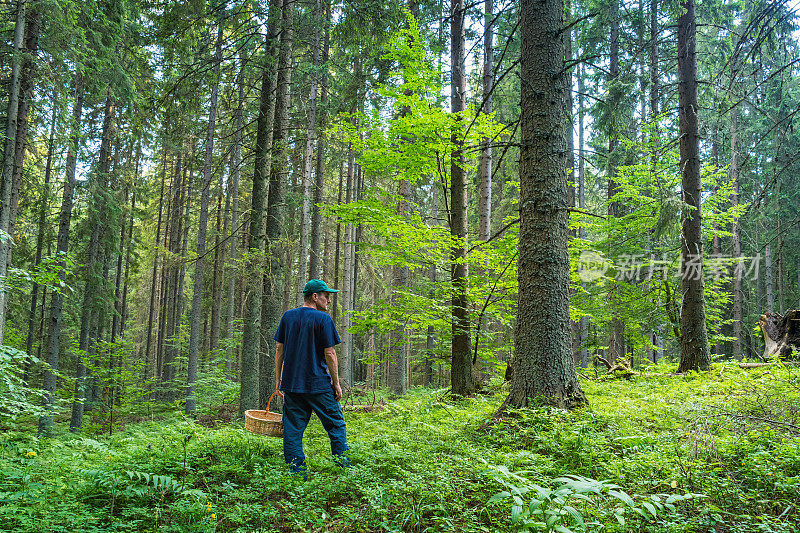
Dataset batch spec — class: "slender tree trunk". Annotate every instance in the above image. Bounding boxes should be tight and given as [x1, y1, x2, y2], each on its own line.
[450, 0, 475, 396]
[766, 244, 774, 312]
[209, 189, 223, 353]
[225, 51, 247, 370]
[120, 181, 137, 338]
[731, 109, 743, 360]
[111, 186, 128, 344]
[507, 0, 586, 409]
[309, 0, 331, 280]
[240, 0, 282, 416]
[155, 159, 174, 390]
[39, 72, 84, 434]
[145, 146, 168, 381]
[577, 62, 588, 368]
[332, 162, 343, 323]
[478, 0, 493, 244]
[389, 179, 410, 395]
[187, 22, 224, 415]
[676, 0, 710, 373]
[9, 6, 40, 255]
[0, 0, 27, 344]
[424, 181, 439, 385]
[649, 0, 662, 362]
[26, 93, 57, 365]
[298, 0, 324, 299]
[340, 134, 356, 387]
[71, 96, 116, 432]
[607, 0, 625, 365]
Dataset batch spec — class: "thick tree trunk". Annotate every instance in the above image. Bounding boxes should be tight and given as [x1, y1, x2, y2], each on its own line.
[241, 0, 286, 415]
[508, 0, 585, 409]
[39, 72, 84, 434]
[240, 2, 280, 416]
[0, 0, 27, 344]
[676, 0, 710, 373]
[9, 7, 40, 255]
[450, 0, 475, 396]
[261, 0, 294, 399]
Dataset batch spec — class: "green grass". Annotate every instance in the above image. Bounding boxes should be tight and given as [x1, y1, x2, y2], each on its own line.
[2, 363, 799, 532]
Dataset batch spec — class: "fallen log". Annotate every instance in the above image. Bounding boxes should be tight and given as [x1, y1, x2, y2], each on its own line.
[738, 362, 775, 369]
[758, 310, 800, 360]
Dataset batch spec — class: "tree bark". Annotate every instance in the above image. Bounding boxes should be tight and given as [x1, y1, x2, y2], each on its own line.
[298, 0, 324, 299]
[340, 134, 356, 387]
[731, 108, 743, 360]
[186, 22, 224, 415]
[240, 0, 283, 416]
[766, 244, 774, 312]
[27, 92, 57, 366]
[209, 189, 224, 354]
[261, 0, 294, 400]
[71, 95, 116, 432]
[577, 61, 588, 368]
[0, 0, 27, 344]
[39, 72, 85, 434]
[309, 0, 332, 280]
[478, 0, 493, 244]
[450, 0, 475, 396]
[676, 0, 710, 373]
[508, 0, 585, 409]
[606, 0, 625, 365]
[225, 51, 247, 370]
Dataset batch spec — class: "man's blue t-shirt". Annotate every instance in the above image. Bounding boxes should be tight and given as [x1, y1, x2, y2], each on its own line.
[274, 307, 341, 393]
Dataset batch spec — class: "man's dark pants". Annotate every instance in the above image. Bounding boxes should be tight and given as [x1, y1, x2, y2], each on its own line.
[282, 389, 349, 474]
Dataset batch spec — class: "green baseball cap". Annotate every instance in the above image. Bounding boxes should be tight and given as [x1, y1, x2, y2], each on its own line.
[303, 279, 339, 296]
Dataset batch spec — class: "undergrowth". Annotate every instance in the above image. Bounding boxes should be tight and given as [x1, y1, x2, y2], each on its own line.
[1, 362, 798, 532]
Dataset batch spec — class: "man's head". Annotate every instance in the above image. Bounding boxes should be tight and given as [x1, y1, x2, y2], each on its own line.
[303, 279, 339, 312]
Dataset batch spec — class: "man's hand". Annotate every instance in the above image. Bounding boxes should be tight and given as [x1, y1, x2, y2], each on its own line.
[275, 387, 284, 399]
[332, 382, 342, 401]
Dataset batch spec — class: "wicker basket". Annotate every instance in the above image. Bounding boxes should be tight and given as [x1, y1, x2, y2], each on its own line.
[244, 392, 283, 437]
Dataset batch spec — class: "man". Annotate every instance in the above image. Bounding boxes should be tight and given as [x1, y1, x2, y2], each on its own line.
[274, 279, 350, 477]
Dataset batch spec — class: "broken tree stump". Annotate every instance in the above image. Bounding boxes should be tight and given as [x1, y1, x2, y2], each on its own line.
[758, 310, 800, 360]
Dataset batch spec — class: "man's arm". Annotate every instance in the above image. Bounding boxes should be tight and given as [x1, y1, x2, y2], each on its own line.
[275, 342, 284, 398]
[324, 346, 342, 401]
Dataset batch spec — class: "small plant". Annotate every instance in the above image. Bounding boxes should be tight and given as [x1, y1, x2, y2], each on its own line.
[487, 465, 702, 532]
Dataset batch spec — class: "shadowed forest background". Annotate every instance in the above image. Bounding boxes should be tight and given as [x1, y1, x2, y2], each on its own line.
[2, 0, 800, 531]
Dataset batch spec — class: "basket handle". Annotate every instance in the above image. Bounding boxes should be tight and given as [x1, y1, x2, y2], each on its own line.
[266, 391, 281, 413]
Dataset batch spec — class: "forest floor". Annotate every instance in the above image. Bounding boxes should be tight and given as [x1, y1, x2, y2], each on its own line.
[2, 362, 799, 532]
